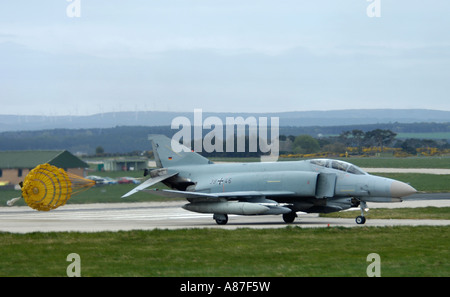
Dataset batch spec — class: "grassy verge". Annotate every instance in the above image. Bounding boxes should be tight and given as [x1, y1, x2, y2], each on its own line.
[371, 173, 450, 193]
[321, 207, 450, 220]
[336, 157, 450, 169]
[278, 156, 450, 168]
[215, 156, 450, 168]
[0, 226, 448, 277]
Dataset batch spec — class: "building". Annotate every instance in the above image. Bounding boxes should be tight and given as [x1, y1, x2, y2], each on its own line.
[0, 150, 89, 186]
[103, 157, 148, 171]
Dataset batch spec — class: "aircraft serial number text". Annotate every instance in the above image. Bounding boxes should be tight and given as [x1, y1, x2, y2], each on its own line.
[210, 177, 232, 185]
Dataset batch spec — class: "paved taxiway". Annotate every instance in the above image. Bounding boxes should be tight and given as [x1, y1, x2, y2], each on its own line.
[0, 194, 449, 233]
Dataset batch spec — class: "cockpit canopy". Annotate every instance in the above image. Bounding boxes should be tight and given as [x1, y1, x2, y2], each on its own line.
[309, 159, 367, 175]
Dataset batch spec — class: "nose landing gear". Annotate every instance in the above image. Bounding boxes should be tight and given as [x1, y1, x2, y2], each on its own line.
[356, 201, 368, 224]
[356, 215, 366, 224]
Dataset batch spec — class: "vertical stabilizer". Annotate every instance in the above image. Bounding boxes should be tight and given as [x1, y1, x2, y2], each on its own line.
[149, 135, 212, 168]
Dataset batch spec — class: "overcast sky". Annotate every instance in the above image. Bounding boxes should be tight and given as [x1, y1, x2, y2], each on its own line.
[1, 0, 449, 115]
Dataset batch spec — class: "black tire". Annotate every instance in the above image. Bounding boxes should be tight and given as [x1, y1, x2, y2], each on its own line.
[215, 214, 228, 225]
[356, 216, 366, 224]
[283, 212, 296, 223]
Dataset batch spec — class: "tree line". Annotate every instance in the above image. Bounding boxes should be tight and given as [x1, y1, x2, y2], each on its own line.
[287, 129, 450, 157]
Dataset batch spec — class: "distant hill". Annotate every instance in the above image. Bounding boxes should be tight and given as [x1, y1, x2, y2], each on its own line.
[1, 122, 449, 155]
[1, 109, 450, 132]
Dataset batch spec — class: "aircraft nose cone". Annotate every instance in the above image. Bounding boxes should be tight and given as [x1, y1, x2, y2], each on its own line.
[390, 181, 416, 198]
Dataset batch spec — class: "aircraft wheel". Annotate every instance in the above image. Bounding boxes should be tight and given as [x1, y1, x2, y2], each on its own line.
[356, 216, 366, 225]
[283, 212, 296, 223]
[214, 214, 228, 225]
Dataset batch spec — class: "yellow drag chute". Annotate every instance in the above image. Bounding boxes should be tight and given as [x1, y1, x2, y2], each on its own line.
[20, 163, 95, 211]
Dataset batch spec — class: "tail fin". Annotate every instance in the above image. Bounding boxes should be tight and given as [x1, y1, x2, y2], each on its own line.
[149, 134, 212, 168]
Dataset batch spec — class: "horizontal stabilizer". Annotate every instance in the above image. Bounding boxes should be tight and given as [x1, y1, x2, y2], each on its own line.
[121, 172, 178, 198]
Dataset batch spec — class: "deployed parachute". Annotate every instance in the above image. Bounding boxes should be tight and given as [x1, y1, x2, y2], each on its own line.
[17, 163, 95, 211]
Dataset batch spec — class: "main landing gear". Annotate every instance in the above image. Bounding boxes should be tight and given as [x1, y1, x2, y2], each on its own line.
[282, 211, 297, 223]
[214, 214, 228, 225]
[356, 201, 368, 224]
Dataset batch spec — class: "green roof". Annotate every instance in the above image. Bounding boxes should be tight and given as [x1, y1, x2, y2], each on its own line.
[0, 150, 88, 169]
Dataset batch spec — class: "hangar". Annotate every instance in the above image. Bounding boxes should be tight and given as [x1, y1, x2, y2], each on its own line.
[0, 150, 88, 186]
[103, 157, 148, 171]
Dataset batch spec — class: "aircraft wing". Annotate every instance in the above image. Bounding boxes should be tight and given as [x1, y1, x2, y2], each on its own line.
[121, 172, 178, 198]
[142, 189, 296, 200]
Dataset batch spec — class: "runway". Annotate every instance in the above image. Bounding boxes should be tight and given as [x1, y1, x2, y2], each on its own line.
[0, 195, 449, 233]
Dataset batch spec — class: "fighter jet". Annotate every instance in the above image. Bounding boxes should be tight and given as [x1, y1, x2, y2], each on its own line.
[122, 135, 416, 225]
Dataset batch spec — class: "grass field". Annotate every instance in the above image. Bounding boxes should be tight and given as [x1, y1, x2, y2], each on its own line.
[0, 183, 178, 207]
[279, 156, 450, 169]
[0, 172, 448, 207]
[1, 156, 450, 207]
[321, 207, 450, 220]
[396, 132, 450, 140]
[0, 226, 448, 277]
[208, 156, 450, 168]
[370, 173, 450, 193]
[340, 157, 450, 169]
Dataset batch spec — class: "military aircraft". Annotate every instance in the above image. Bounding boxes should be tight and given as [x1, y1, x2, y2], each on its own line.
[122, 135, 417, 225]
